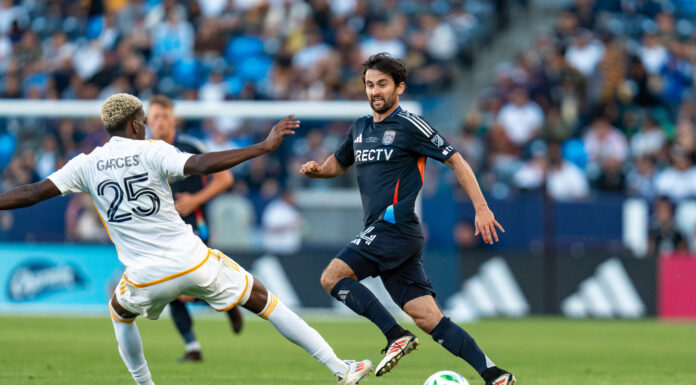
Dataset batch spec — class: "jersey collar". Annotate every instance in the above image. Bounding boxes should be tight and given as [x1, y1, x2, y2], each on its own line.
[372, 106, 402, 125]
[109, 136, 131, 143]
[388, 106, 402, 118]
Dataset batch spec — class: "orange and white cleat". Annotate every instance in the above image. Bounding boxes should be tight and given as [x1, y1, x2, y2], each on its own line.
[337, 360, 373, 385]
[486, 370, 517, 385]
[375, 331, 419, 376]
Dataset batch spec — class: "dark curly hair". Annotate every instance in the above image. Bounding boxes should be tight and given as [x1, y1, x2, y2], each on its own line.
[361, 53, 407, 86]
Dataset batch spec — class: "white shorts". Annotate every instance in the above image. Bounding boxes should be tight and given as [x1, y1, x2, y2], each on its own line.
[114, 249, 253, 320]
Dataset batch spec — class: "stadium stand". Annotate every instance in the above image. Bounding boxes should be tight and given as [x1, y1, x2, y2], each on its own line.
[0, 0, 508, 230]
[4, 0, 696, 255]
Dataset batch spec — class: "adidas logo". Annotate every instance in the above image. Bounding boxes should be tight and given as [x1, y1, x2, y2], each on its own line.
[445, 257, 529, 321]
[561, 258, 645, 318]
[332, 276, 408, 318]
[354, 134, 362, 143]
[337, 289, 349, 303]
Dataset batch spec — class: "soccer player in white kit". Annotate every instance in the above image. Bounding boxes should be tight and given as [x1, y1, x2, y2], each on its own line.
[0, 94, 372, 385]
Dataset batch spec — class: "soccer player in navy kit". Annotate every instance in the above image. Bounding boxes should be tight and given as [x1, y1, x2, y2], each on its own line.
[300, 53, 517, 385]
[147, 95, 242, 362]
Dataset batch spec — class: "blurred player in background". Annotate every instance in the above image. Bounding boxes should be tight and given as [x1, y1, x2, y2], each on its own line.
[0, 94, 372, 385]
[147, 94, 242, 362]
[300, 53, 516, 385]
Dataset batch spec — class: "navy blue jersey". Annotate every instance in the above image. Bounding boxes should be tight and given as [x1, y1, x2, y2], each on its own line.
[170, 134, 208, 227]
[334, 107, 457, 239]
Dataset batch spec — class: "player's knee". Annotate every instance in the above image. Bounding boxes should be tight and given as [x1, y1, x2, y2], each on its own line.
[110, 295, 138, 319]
[415, 315, 440, 334]
[319, 268, 338, 293]
[410, 311, 442, 334]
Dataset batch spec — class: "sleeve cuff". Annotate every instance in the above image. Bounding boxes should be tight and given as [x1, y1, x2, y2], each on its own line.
[334, 152, 351, 167]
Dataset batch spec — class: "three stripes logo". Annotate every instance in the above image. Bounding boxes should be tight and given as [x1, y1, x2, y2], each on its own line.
[388, 340, 406, 354]
[354, 133, 362, 143]
[445, 257, 530, 321]
[561, 258, 645, 318]
[398, 111, 434, 138]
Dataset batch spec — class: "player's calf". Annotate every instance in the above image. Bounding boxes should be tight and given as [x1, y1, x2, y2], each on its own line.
[109, 299, 154, 385]
[244, 276, 370, 381]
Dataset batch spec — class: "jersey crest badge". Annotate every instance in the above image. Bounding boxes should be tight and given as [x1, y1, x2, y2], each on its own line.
[382, 130, 396, 145]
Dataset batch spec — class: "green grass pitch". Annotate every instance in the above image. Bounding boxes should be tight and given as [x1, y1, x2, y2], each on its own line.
[0, 315, 694, 384]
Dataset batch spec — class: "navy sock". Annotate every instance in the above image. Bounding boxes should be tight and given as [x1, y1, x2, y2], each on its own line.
[330, 278, 399, 336]
[170, 299, 196, 343]
[430, 316, 490, 374]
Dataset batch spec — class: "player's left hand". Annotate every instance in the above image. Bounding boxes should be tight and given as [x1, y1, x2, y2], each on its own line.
[474, 207, 505, 245]
[175, 192, 200, 217]
[263, 114, 300, 152]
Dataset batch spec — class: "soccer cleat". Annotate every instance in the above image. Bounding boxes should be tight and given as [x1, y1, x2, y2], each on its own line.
[486, 370, 517, 385]
[177, 350, 202, 362]
[336, 359, 372, 385]
[375, 331, 419, 376]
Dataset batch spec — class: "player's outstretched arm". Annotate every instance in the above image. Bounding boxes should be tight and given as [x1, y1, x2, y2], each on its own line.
[299, 155, 349, 178]
[444, 152, 505, 245]
[0, 179, 62, 210]
[184, 114, 299, 175]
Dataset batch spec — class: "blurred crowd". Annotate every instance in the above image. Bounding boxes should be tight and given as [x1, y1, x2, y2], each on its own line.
[0, 0, 503, 103]
[443, 0, 696, 204]
[0, 0, 510, 243]
[5, 0, 696, 256]
[438, 0, 696, 256]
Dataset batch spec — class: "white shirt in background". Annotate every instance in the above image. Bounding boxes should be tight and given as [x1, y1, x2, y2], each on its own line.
[262, 198, 302, 255]
[497, 102, 544, 145]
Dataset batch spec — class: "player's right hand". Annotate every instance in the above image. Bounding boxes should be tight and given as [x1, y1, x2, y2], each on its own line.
[299, 161, 322, 178]
[263, 114, 300, 152]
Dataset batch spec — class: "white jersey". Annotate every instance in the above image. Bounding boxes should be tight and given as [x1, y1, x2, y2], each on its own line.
[48, 136, 209, 285]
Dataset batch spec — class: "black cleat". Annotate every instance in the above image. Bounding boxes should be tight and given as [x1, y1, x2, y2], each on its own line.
[177, 350, 202, 362]
[484, 368, 516, 385]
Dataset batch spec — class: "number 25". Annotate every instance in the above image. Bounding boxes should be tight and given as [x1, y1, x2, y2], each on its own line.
[97, 173, 160, 222]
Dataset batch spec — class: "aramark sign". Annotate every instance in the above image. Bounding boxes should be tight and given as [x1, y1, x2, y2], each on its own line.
[0, 243, 122, 313]
[8, 260, 85, 301]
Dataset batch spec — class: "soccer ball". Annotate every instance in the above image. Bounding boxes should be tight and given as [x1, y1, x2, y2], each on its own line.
[424, 370, 470, 385]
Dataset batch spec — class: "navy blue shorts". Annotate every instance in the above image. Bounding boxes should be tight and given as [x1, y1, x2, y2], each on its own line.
[336, 246, 435, 308]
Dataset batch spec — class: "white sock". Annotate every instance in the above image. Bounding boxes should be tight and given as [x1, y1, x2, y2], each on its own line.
[185, 341, 201, 352]
[259, 292, 349, 375]
[111, 318, 155, 385]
